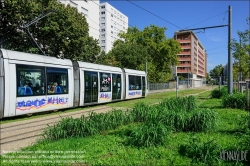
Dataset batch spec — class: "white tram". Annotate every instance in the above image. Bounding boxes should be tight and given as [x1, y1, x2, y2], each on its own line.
[0, 49, 147, 119]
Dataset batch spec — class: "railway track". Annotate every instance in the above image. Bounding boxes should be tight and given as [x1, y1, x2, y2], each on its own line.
[0, 87, 213, 155]
[0, 105, 116, 155]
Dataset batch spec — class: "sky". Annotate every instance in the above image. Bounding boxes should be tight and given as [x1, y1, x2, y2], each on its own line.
[99, 0, 249, 73]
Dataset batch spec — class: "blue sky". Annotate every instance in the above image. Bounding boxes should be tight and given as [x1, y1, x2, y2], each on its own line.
[99, 0, 249, 72]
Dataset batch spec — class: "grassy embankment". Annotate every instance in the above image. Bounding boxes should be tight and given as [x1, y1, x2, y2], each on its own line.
[1, 86, 249, 166]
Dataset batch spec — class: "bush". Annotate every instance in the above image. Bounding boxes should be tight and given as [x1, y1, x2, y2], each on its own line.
[211, 86, 227, 98]
[222, 93, 247, 109]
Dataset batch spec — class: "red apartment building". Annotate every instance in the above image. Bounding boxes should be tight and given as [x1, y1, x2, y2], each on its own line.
[174, 31, 207, 86]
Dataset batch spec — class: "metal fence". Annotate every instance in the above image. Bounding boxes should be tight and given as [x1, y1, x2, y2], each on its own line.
[148, 80, 206, 91]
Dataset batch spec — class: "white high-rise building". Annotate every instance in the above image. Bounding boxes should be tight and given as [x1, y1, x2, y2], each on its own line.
[99, 2, 128, 53]
[58, 0, 100, 40]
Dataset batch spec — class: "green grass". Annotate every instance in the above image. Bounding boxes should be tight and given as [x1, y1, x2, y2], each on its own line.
[2, 86, 250, 165]
[0, 87, 212, 124]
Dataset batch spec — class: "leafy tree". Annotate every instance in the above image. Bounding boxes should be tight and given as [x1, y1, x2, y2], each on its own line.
[104, 25, 181, 83]
[209, 64, 224, 79]
[231, 28, 250, 80]
[0, 0, 100, 62]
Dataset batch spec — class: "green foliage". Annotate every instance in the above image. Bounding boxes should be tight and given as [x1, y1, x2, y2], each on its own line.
[158, 96, 197, 112]
[209, 64, 224, 79]
[211, 86, 228, 98]
[104, 25, 181, 83]
[179, 137, 221, 165]
[125, 121, 171, 148]
[186, 109, 218, 132]
[222, 93, 247, 110]
[43, 109, 132, 141]
[0, 0, 100, 62]
[231, 29, 250, 80]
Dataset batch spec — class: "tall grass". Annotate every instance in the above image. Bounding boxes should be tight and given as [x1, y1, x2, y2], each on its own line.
[158, 96, 197, 112]
[179, 137, 221, 165]
[42, 96, 218, 146]
[222, 93, 247, 110]
[125, 121, 171, 147]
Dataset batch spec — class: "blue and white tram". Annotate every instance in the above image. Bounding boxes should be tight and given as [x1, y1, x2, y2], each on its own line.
[0, 49, 148, 119]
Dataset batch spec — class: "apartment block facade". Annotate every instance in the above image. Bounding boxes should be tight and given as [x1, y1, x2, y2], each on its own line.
[59, 0, 100, 40]
[99, 2, 128, 53]
[174, 31, 207, 85]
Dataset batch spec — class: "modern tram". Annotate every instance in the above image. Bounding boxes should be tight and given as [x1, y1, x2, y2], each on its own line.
[0, 49, 147, 119]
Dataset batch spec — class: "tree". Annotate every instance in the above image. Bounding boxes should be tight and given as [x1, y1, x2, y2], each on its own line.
[0, 0, 100, 62]
[231, 28, 250, 80]
[103, 25, 181, 83]
[209, 64, 224, 78]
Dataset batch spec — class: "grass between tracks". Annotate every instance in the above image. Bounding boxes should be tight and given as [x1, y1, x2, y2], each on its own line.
[1, 86, 250, 166]
[0, 87, 212, 124]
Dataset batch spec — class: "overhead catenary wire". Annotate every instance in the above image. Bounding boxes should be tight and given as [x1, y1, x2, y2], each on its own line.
[126, 0, 183, 29]
[184, 11, 228, 30]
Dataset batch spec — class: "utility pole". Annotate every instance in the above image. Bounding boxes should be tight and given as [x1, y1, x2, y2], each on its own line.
[176, 76, 178, 98]
[179, 6, 232, 94]
[228, 5, 233, 94]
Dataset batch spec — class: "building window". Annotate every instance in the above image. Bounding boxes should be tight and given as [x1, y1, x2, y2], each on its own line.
[101, 46, 105, 50]
[101, 29, 105, 32]
[101, 5, 105, 9]
[101, 23, 105, 26]
[81, 7, 88, 16]
[101, 11, 105, 15]
[111, 14, 113, 17]
[101, 17, 105, 20]
[101, 34, 105, 38]
[111, 31, 113, 34]
[101, 40, 105, 44]
[111, 25, 113, 28]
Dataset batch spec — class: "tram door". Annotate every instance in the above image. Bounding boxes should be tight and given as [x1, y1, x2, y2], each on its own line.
[112, 74, 122, 100]
[142, 76, 146, 97]
[84, 71, 98, 103]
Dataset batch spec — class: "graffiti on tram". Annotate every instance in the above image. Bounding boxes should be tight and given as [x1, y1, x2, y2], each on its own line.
[16, 96, 69, 111]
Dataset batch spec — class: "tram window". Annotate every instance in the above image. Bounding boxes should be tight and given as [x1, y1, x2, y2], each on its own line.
[16, 65, 45, 97]
[46, 67, 68, 94]
[135, 76, 141, 90]
[128, 75, 135, 90]
[100, 72, 111, 92]
[128, 75, 141, 90]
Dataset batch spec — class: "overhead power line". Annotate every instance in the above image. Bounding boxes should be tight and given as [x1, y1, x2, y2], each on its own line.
[126, 0, 183, 29]
[184, 11, 228, 30]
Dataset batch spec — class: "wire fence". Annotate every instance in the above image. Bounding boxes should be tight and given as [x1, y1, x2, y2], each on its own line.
[148, 79, 206, 91]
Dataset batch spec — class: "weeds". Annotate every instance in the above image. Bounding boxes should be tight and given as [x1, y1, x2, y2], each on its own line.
[222, 93, 247, 110]
[179, 137, 221, 165]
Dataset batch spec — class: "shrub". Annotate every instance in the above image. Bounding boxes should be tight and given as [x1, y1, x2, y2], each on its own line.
[222, 93, 247, 109]
[211, 86, 227, 99]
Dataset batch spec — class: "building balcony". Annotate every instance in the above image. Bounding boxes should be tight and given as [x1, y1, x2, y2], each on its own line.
[178, 57, 191, 61]
[177, 39, 191, 43]
[181, 45, 191, 49]
[177, 69, 190, 73]
[178, 51, 191, 55]
[178, 64, 191, 67]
